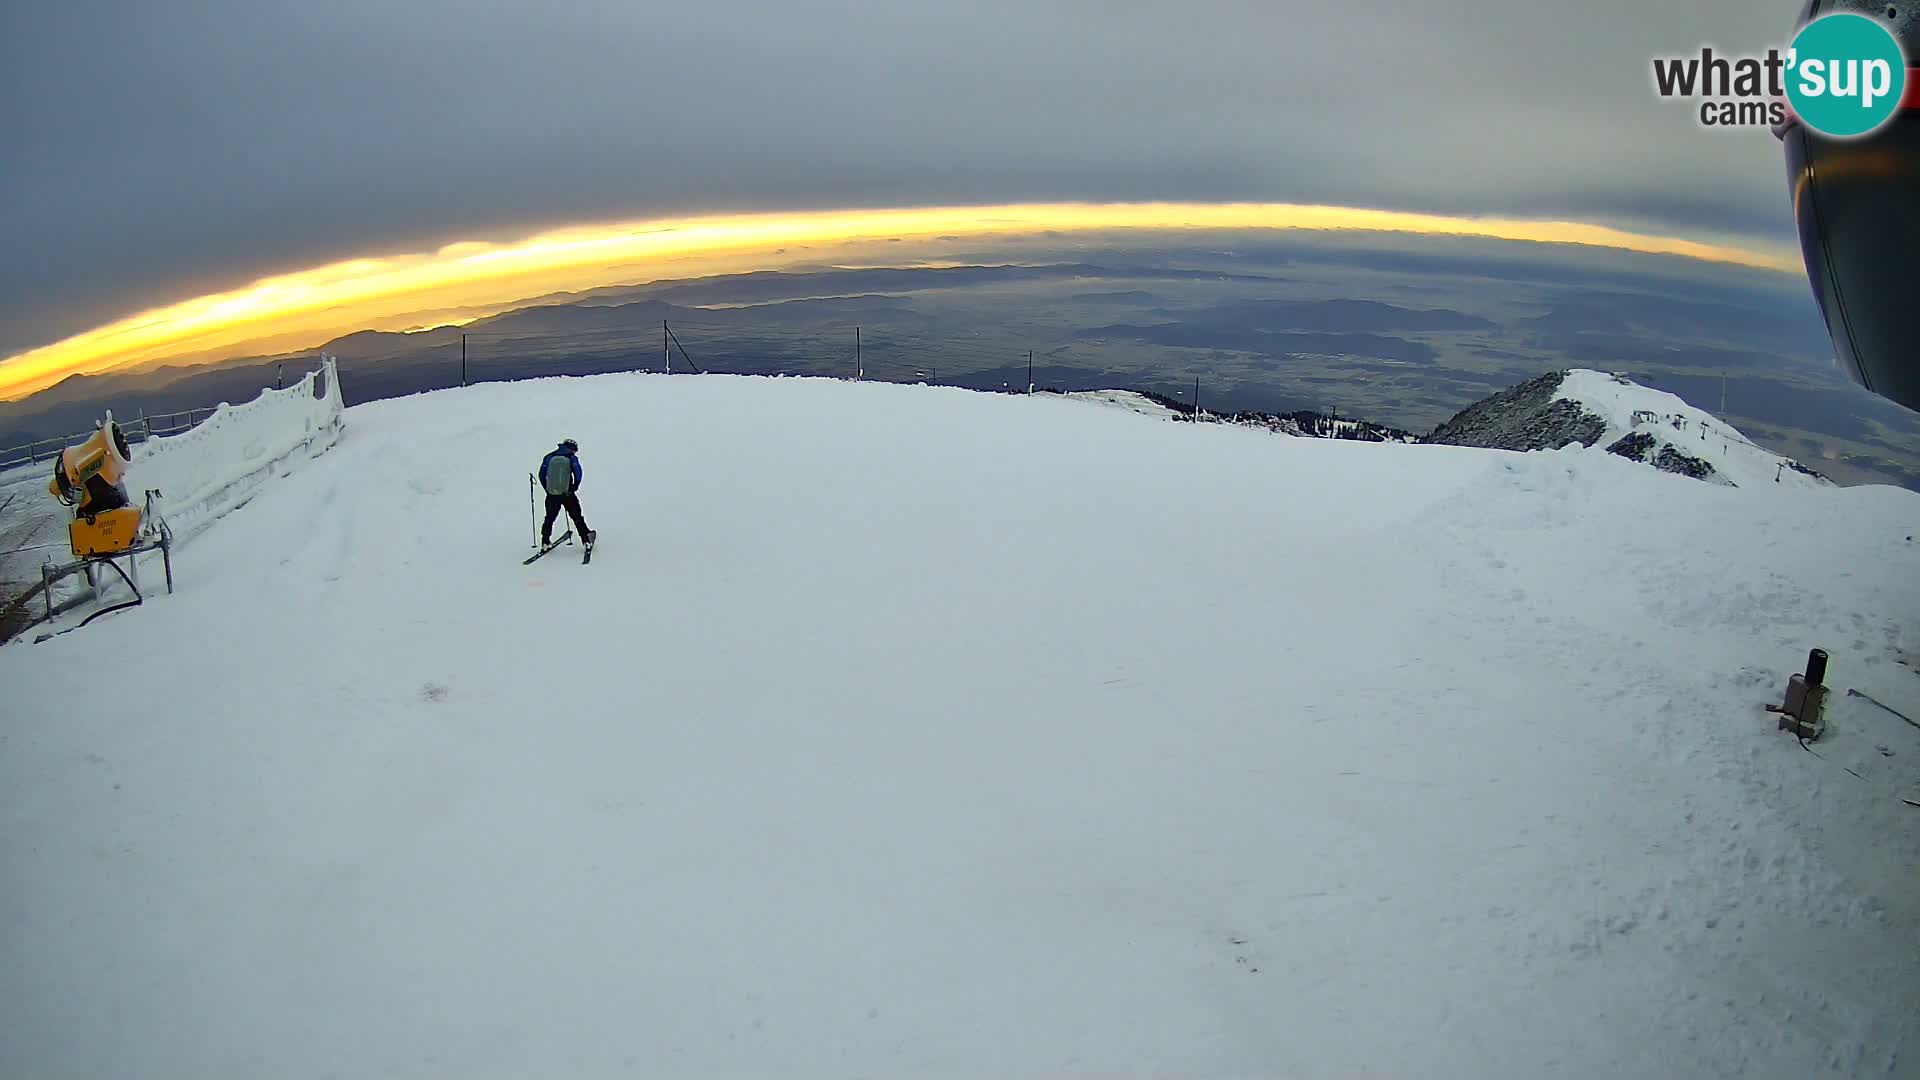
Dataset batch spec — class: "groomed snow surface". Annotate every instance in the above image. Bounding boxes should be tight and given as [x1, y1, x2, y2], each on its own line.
[4, 372, 1918, 1078]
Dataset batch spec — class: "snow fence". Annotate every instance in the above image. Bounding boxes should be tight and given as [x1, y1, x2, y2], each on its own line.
[1, 359, 345, 642]
[134, 357, 346, 545]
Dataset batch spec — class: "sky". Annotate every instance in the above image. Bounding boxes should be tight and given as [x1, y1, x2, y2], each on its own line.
[0, 0, 1817, 393]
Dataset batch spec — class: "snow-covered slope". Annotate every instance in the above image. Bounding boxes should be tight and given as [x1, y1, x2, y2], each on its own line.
[1427, 369, 1828, 489]
[1058, 388, 1183, 420]
[1555, 368, 1829, 490]
[1056, 389, 1417, 443]
[3, 372, 1917, 1078]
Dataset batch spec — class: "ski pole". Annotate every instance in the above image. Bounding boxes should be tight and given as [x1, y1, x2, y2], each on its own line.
[528, 473, 537, 548]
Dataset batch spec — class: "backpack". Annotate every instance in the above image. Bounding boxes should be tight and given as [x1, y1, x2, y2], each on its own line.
[543, 453, 574, 495]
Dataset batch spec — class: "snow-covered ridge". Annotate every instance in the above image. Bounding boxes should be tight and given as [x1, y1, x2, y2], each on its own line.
[1056, 389, 1181, 420]
[1054, 387, 1418, 442]
[1427, 369, 1829, 489]
[1554, 369, 1828, 490]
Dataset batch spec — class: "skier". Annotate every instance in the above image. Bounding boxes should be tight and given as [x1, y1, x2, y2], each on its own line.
[537, 438, 594, 548]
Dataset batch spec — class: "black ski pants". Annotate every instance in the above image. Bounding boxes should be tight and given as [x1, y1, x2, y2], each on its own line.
[542, 492, 589, 542]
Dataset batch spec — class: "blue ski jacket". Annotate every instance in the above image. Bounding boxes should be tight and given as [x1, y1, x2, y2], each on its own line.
[540, 448, 582, 492]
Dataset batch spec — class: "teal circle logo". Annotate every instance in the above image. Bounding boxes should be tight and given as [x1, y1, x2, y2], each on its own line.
[1786, 13, 1909, 138]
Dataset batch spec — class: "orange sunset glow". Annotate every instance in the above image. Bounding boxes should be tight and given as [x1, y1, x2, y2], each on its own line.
[0, 201, 1802, 401]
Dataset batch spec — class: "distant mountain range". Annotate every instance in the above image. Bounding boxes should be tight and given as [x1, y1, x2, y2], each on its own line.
[1066, 368, 1827, 489]
[0, 262, 1295, 449]
[2, 255, 1905, 491]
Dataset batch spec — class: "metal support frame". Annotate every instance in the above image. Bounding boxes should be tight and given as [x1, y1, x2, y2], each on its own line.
[35, 490, 174, 632]
[39, 533, 174, 625]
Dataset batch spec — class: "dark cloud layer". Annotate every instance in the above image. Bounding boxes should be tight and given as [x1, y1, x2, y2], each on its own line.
[0, 0, 1812, 356]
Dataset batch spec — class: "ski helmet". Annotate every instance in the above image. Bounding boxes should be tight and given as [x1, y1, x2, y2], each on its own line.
[560, 438, 578, 452]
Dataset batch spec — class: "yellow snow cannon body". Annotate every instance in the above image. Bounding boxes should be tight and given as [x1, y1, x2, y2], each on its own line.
[26, 412, 181, 639]
[48, 419, 144, 558]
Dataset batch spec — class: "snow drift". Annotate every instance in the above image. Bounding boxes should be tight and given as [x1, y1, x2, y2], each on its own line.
[2, 371, 1917, 1078]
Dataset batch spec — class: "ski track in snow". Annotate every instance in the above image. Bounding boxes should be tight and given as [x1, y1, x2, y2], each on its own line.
[2, 372, 1917, 1078]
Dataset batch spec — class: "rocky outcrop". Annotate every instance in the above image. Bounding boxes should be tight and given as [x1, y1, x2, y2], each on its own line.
[1652, 445, 1718, 481]
[1605, 429, 1720, 481]
[1422, 371, 1606, 451]
[1605, 430, 1657, 462]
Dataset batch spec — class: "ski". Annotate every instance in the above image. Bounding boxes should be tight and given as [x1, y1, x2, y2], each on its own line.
[522, 529, 572, 565]
[582, 536, 595, 564]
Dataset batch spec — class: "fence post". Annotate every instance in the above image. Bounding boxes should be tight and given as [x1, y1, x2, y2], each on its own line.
[1027, 350, 1034, 395]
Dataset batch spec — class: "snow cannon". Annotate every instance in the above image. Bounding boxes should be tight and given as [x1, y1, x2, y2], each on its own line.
[1777, 0, 1920, 411]
[31, 412, 174, 636]
[48, 417, 142, 557]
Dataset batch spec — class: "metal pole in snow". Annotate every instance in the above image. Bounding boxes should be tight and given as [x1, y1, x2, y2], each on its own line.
[461, 334, 467, 387]
[664, 321, 670, 375]
[856, 326, 862, 380]
[1028, 350, 1033, 394]
[1806, 648, 1829, 688]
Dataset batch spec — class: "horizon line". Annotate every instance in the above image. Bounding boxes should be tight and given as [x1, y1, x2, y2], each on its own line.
[0, 200, 1803, 402]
